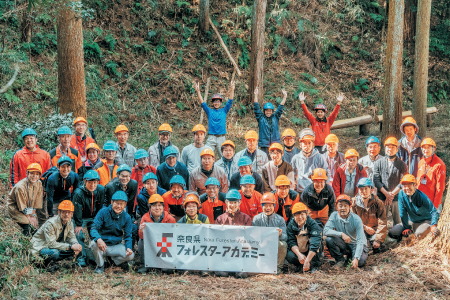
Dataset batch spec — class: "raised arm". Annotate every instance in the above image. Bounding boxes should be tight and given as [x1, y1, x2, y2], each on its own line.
[280, 89, 287, 105]
[194, 82, 204, 105]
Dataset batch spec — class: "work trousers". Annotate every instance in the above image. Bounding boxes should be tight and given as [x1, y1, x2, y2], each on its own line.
[90, 241, 135, 267]
[325, 236, 368, 267]
[388, 220, 432, 240]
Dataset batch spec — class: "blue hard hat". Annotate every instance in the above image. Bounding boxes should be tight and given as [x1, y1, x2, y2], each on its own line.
[22, 128, 37, 139]
[170, 175, 186, 188]
[225, 189, 241, 202]
[357, 177, 373, 188]
[83, 170, 100, 181]
[57, 155, 72, 167]
[164, 146, 178, 159]
[135, 149, 149, 160]
[240, 174, 255, 185]
[143, 172, 158, 183]
[366, 136, 381, 147]
[237, 156, 253, 167]
[103, 140, 118, 151]
[117, 164, 132, 175]
[263, 103, 274, 110]
[112, 191, 128, 201]
[57, 126, 72, 136]
[205, 177, 220, 187]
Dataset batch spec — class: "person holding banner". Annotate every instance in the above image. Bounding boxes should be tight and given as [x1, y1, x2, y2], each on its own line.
[199, 177, 227, 222]
[239, 175, 262, 220]
[137, 194, 175, 274]
[177, 192, 210, 224]
[163, 175, 188, 221]
[286, 202, 323, 273]
[252, 193, 287, 274]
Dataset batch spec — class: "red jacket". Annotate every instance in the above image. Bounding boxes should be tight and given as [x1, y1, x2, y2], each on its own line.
[239, 190, 262, 219]
[138, 211, 175, 239]
[9, 146, 51, 188]
[70, 135, 95, 159]
[301, 103, 340, 146]
[416, 155, 446, 208]
[332, 163, 367, 198]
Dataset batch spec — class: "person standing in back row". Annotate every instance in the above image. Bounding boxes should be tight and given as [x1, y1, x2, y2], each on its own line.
[70, 117, 95, 162]
[181, 124, 212, 173]
[299, 92, 344, 154]
[148, 123, 180, 168]
[194, 81, 235, 158]
[114, 125, 136, 168]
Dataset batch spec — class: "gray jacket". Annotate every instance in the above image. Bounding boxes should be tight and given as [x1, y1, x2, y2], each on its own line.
[115, 142, 136, 168]
[147, 141, 180, 168]
[234, 149, 269, 176]
[373, 156, 407, 201]
[322, 151, 345, 183]
[189, 166, 229, 196]
[358, 154, 384, 183]
[291, 149, 329, 193]
[214, 157, 239, 184]
[252, 212, 287, 242]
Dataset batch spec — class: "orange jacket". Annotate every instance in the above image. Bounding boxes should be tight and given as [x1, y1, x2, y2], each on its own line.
[9, 146, 51, 188]
[138, 211, 175, 239]
[96, 160, 119, 186]
[163, 191, 187, 219]
[416, 155, 447, 208]
[131, 165, 157, 194]
[239, 190, 262, 220]
[49, 146, 82, 173]
[70, 135, 95, 159]
[301, 103, 340, 146]
[273, 190, 300, 222]
[200, 196, 227, 222]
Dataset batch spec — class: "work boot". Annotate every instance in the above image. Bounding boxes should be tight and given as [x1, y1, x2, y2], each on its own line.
[333, 260, 346, 269]
[119, 262, 131, 272]
[201, 271, 210, 277]
[294, 265, 303, 273]
[311, 267, 320, 274]
[234, 272, 249, 279]
[94, 266, 104, 274]
[138, 266, 149, 274]
[77, 259, 87, 268]
[215, 271, 229, 277]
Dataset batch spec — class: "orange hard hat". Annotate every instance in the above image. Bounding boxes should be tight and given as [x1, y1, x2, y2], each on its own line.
[291, 202, 309, 215]
[275, 175, 291, 187]
[182, 192, 201, 208]
[86, 143, 100, 153]
[384, 137, 399, 147]
[73, 117, 87, 126]
[27, 163, 42, 174]
[310, 168, 328, 181]
[221, 140, 236, 149]
[158, 123, 173, 133]
[148, 194, 165, 204]
[58, 200, 75, 212]
[245, 130, 259, 140]
[325, 134, 339, 144]
[269, 143, 284, 153]
[192, 124, 206, 133]
[115, 124, 129, 134]
[336, 194, 352, 206]
[261, 193, 276, 205]
[401, 117, 419, 134]
[401, 174, 416, 185]
[421, 138, 436, 148]
[282, 128, 296, 139]
[200, 148, 215, 157]
[344, 149, 359, 159]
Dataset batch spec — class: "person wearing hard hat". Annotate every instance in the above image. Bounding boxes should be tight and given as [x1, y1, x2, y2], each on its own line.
[136, 173, 167, 217]
[137, 194, 176, 274]
[398, 117, 423, 177]
[299, 92, 344, 154]
[262, 143, 295, 192]
[301, 168, 335, 228]
[321, 134, 345, 183]
[324, 195, 368, 269]
[148, 123, 180, 168]
[7, 163, 44, 236]
[373, 137, 408, 225]
[416, 138, 446, 209]
[72, 170, 105, 267]
[114, 124, 137, 168]
[131, 149, 157, 195]
[46, 156, 80, 217]
[273, 175, 300, 223]
[388, 174, 440, 241]
[90, 191, 135, 274]
[286, 202, 323, 273]
[291, 128, 329, 196]
[77, 143, 102, 181]
[10, 128, 51, 188]
[351, 178, 387, 254]
[163, 175, 188, 222]
[70, 117, 95, 162]
[177, 192, 210, 224]
[214, 140, 239, 184]
[358, 136, 384, 194]
[252, 193, 288, 274]
[50, 126, 82, 173]
[96, 140, 120, 186]
[31, 200, 82, 269]
[181, 124, 213, 173]
[189, 148, 229, 196]
[234, 130, 269, 176]
[238, 175, 263, 219]
[281, 129, 299, 165]
[332, 149, 367, 198]
[194, 81, 235, 158]
[156, 146, 189, 191]
[229, 156, 265, 194]
[199, 177, 227, 222]
[253, 87, 287, 156]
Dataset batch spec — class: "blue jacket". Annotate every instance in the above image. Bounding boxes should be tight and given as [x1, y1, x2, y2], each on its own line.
[201, 99, 233, 135]
[90, 205, 133, 249]
[397, 135, 423, 177]
[156, 161, 190, 191]
[254, 103, 284, 147]
[46, 171, 80, 216]
[136, 186, 167, 217]
[398, 189, 439, 228]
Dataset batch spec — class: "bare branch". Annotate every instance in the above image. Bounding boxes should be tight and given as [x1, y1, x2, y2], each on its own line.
[0, 65, 19, 94]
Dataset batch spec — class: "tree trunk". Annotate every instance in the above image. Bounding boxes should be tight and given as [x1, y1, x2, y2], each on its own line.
[382, 0, 404, 141]
[247, 0, 267, 105]
[57, 8, 86, 118]
[412, 0, 432, 137]
[199, 0, 209, 33]
[404, 0, 417, 47]
[21, 8, 32, 43]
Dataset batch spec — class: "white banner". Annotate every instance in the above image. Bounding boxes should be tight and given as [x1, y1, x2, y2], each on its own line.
[143, 223, 278, 274]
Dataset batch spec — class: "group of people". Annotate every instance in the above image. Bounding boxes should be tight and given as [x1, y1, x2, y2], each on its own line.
[7, 85, 446, 276]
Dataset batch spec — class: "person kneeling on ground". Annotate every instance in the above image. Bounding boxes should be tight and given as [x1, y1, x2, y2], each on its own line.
[138, 194, 175, 274]
[388, 174, 440, 241]
[286, 202, 323, 273]
[90, 191, 135, 274]
[351, 178, 387, 254]
[324, 195, 368, 269]
[31, 200, 82, 270]
[252, 193, 287, 274]
[177, 192, 210, 224]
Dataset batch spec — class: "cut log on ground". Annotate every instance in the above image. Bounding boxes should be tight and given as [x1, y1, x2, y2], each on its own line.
[377, 107, 437, 131]
[330, 115, 373, 136]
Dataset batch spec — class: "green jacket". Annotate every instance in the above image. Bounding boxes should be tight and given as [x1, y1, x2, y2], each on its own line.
[177, 213, 210, 224]
[286, 215, 322, 253]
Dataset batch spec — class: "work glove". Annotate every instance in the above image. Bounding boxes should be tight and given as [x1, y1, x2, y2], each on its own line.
[430, 225, 440, 237]
[402, 229, 412, 237]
